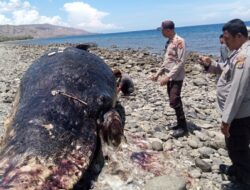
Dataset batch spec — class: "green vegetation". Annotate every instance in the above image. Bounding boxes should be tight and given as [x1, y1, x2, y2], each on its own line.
[0, 35, 33, 42]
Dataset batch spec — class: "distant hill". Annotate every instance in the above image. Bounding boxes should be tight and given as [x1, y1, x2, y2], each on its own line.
[0, 24, 92, 40]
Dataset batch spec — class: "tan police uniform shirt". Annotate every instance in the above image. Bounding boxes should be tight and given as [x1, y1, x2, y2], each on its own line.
[209, 40, 250, 124]
[157, 33, 186, 81]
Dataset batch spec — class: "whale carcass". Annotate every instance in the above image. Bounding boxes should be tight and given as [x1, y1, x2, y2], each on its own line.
[0, 46, 125, 189]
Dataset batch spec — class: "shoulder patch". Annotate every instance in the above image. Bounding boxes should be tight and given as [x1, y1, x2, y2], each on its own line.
[236, 55, 246, 69]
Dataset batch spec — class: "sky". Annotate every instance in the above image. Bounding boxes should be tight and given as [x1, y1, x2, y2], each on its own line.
[0, 0, 250, 33]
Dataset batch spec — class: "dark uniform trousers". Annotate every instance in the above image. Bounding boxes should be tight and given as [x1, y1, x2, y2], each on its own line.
[226, 116, 250, 184]
[167, 80, 187, 128]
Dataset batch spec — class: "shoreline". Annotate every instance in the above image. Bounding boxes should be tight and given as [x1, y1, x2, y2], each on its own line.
[0, 43, 232, 189]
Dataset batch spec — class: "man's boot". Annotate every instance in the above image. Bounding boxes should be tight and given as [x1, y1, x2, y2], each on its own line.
[171, 108, 188, 138]
[219, 164, 236, 176]
[171, 125, 188, 138]
[167, 123, 180, 130]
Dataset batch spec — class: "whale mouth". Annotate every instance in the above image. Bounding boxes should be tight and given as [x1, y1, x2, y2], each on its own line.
[73, 137, 104, 190]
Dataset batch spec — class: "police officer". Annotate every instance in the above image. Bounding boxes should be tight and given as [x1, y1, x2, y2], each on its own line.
[149, 20, 187, 138]
[199, 19, 250, 185]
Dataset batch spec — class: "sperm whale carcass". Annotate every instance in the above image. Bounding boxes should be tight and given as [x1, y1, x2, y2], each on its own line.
[0, 46, 125, 189]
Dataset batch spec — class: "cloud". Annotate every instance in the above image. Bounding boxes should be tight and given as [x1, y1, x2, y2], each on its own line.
[63, 1, 120, 32]
[0, 0, 22, 13]
[0, 0, 66, 26]
[192, 0, 250, 24]
[230, 1, 250, 20]
[12, 9, 65, 25]
[0, 0, 120, 32]
[0, 14, 11, 24]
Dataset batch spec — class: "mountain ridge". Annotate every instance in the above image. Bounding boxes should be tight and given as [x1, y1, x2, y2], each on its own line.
[0, 24, 92, 39]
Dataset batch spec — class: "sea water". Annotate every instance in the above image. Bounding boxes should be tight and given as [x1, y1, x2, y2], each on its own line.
[20, 21, 250, 56]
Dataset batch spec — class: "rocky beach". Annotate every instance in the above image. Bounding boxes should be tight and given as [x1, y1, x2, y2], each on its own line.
[0, 43, 238, 190]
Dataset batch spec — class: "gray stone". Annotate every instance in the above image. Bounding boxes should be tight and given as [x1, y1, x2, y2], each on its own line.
[154, 131, 170, 142]
[195, 158, 212, 172]
[209, 138, 225, 150]
[173, 139, 184, 148]
[151, 141, 163, 151]
[145, 174, 187, 190]
[194, 131, 209, 141]
[218, 148, 228, 157]
[193, 78, 207, 87]
[189, 168, 201, 178]
[188, 138, 200, 149]
[198, 147, 215, 158]
[163, 140, 173, 151]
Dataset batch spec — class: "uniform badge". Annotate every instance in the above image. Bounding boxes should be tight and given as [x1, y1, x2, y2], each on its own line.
[236, 56, 246, 69]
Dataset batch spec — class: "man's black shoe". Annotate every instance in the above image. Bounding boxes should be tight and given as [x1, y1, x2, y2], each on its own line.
[167, 124, 180, 130]
[220, 164, 250, 188]
[222, 182, 250, 190]
[171, 128, 188, 138]
[219, 164, 231, 175]
[219, 164, 237, 177]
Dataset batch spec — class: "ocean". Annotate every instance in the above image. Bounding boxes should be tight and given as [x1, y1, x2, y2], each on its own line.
[19, 21, 250, 56]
